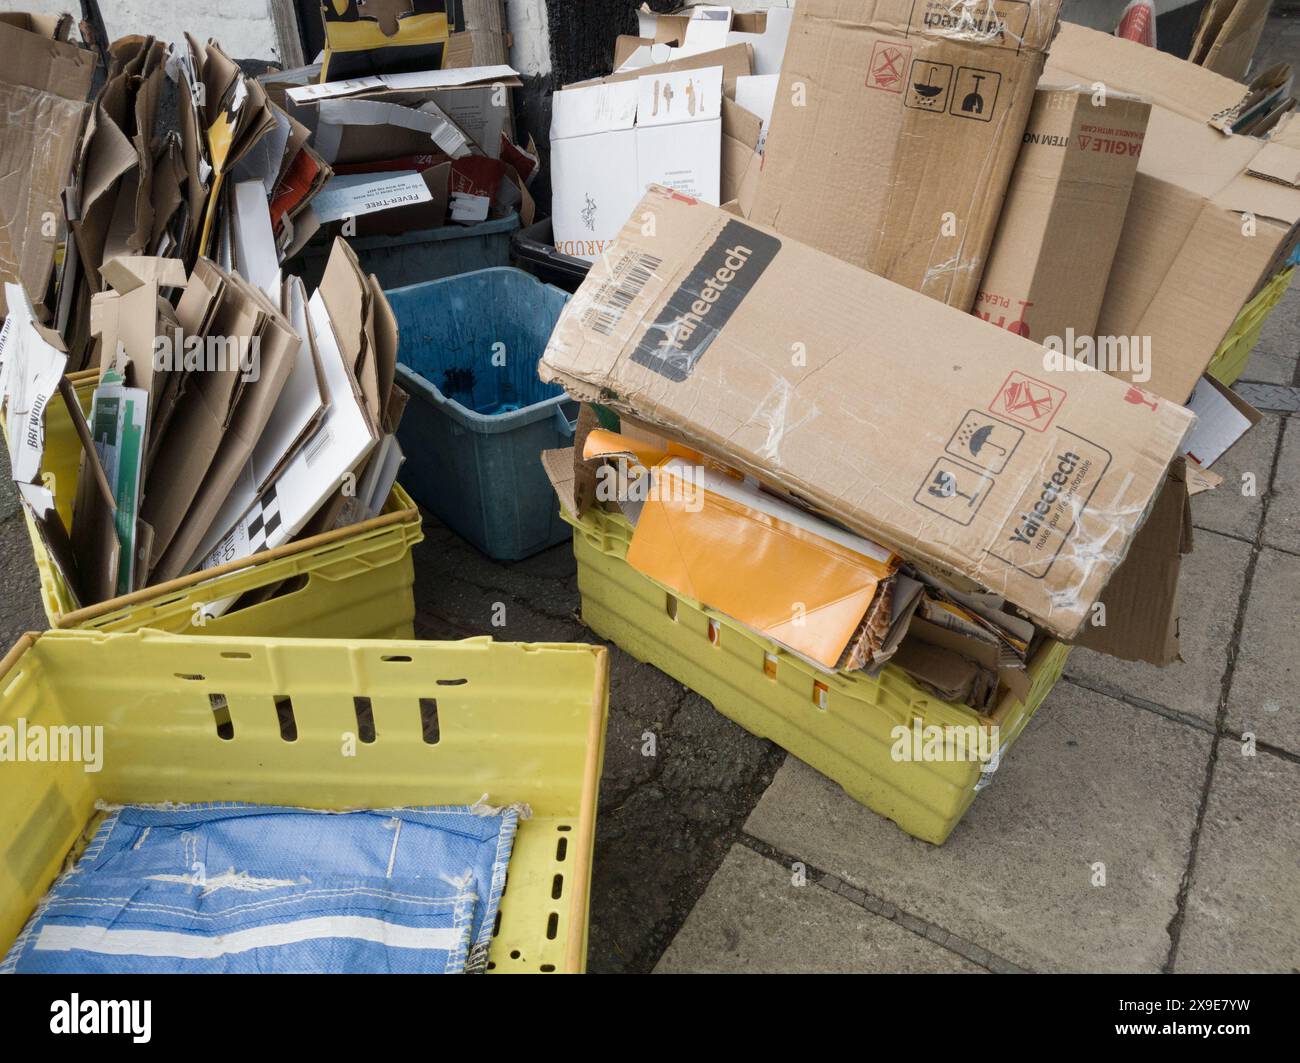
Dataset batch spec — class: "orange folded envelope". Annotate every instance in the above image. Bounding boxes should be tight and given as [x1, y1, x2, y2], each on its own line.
[625, 457, 897, 670]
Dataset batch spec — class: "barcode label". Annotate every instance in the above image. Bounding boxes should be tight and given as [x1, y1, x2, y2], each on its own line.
[583, 252, 664, 337]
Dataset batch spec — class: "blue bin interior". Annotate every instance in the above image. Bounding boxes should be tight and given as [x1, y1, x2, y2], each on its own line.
[386, 267, 569, 417]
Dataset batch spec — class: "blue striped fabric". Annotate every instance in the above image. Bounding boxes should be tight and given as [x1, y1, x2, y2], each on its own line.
[2, 802, 518, 974]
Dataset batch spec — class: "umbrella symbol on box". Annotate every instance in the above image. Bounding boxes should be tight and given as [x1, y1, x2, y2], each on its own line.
[914, 65, 945, 99]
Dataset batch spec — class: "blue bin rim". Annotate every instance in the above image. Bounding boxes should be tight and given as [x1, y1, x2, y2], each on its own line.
[388, 267, 574, 437]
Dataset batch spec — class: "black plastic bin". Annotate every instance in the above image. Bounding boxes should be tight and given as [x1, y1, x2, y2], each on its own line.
[509, 219, 592, 294]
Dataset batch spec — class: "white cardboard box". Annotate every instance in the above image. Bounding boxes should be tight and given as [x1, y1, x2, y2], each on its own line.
[551, 66, 722, 261]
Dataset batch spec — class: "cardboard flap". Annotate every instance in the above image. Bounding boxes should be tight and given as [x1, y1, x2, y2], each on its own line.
[1246, 141, 1300, 188]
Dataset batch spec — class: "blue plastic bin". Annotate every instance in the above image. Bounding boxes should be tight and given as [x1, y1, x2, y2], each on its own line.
[295, 214, 520, 291]
[387, 268, 576, 560]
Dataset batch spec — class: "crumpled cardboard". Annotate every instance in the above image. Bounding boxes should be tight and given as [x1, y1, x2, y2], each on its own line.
[0, 14, 94, 318]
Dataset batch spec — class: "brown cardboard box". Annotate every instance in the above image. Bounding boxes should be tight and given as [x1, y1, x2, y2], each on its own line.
[749, 0, 1063, 310]
[539, 187, 1194, 640]
[0, 15, 94, 318]
[1190, 0, 1271, 81]
[1044, 22, 1300, 404]
[973, 86, 1150, 345]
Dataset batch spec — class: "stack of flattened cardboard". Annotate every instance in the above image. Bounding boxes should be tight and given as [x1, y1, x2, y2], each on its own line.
[0, 237, 404, 616]
[0, 14, 95, 320]
[58, 33, 332, 371]
[539, 188, 1198, 706]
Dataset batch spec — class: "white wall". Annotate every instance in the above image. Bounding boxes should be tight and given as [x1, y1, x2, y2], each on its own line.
[0, 0, 290, 61]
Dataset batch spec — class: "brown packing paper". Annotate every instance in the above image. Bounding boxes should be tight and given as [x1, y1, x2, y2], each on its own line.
[539, 187, 1194, 640]
[750, 0, 1063, 310]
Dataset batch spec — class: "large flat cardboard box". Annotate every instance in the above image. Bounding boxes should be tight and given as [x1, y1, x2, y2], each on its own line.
[974, 86, 1150, 344]
[749, 0, 1062, 310]
[539, 187, 1194, 639]
[1045, 22, 1300, 404]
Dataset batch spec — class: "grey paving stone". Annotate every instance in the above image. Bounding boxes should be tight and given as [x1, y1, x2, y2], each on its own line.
[1190, 412, 1280, 541]
[1174, 751, 1300, 973]
[744, 682, 1211, 972]
[0, 514, 47, 650]
[1065, 530, 1251, 724]
[1248, 285, 1300, 380]
[1226, 547, 1300, 756]
[654, 844, 983, 974]
[1263, 415, 1300, 556]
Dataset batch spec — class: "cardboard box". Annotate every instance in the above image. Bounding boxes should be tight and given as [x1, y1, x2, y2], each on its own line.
[0, 15, 95, 317]
[973, 87, 1150, 345]
[551, 67, 723, 262]
[539, 187, 1194, 639]
[1044, 22, 1300, 404]
[749, 0, 1063, 311]
[1191, 0, 1271, 81]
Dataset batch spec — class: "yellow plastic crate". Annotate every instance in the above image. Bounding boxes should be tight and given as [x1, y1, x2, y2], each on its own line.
[0, 628, 609, 973]
[9, 371, 424, 638]
[564, 505, 1069, 845]
[1207, 266, 1295, 387]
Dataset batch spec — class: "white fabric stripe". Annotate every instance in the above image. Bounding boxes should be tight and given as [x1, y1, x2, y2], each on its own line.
[34, 917, 460, 959]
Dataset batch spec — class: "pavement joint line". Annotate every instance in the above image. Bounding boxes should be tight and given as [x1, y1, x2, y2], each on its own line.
[736, 834, 1032, 974]
[1058, 676, 1299, 766]
[1189, 525, 1300, 562]
[1163, 413, 1287, 973]
[1059, 675, 1217, 736]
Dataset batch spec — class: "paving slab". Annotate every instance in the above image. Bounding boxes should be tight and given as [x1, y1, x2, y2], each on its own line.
[744, 681, 1210, 972]
[1245, 285, 1300, 384]
[1174, 750, 1300, 973]
[1262, 415, 1300, 555]
[1065, 530, 1251, 724]
[1226, 546, 1300, 756]
[0, 514, 46, 650]
[654, 844, 982, 974]
[1190, 412, 1280, 542]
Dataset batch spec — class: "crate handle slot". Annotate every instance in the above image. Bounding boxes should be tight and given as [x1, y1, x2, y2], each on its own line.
[380, 655, 412, 663]
[545, 913, 558, 940]
[707, 618, 721, 647]
[209, 694, 234, 740]
[352, 697, 377, 744]
[274, 696, 297, 742]
[665, 594, 678, 621]
[555, 837, 567, 862]
[551, 873, 563, 900]
[435, 677, 467, 686]
[418, 698, 440, 745]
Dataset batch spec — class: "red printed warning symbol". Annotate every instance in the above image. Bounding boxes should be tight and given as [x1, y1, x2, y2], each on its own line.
[988, 372, 1065, 431]
[867, 40, 911, 93]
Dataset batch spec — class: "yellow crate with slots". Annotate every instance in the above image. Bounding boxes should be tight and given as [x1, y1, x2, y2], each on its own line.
[563, 505, 1069, 845]
[9, 371, 423, 638]
[1207, 266, 1295, 387]
[0, 628, 608, 974]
